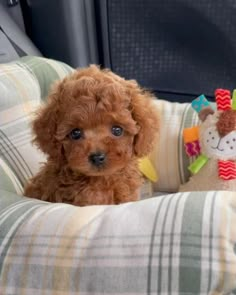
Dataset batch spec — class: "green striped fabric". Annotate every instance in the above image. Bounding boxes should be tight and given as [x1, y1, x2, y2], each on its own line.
[0, 56, 74, 193]
[0, 189, 236, 294]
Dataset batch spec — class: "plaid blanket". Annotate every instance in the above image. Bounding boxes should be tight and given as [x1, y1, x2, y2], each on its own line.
[0, 189, 236, 294]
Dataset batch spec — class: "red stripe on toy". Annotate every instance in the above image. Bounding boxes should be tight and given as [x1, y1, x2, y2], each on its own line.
[184, 140, 201, 157]
[215, 89, 231, 111]
[218, 160, 236, 180]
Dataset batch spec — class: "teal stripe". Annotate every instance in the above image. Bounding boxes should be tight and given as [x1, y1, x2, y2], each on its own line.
[179, 191, 207, 293]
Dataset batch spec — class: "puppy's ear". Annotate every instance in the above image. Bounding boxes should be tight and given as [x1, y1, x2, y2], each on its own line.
[32, 82, 62, 159]
[127, 80, 159, 157]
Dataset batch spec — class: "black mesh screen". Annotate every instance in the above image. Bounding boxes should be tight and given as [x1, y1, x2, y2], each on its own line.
[105, 0, 236, 101]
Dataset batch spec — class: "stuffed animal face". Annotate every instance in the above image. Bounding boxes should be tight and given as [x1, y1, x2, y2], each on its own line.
[200, 110, 236, 160]
[181, 90, 236, 188]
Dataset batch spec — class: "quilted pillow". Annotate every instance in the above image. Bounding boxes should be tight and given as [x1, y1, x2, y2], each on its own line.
[0, 56, 74, 192]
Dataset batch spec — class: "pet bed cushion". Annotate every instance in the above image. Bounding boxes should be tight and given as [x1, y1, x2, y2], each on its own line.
[0, 158, 23, 195]
[0, 56, 74, 191]
[0, 189, 236, 294]
[151, 99, 215, 193]
[0, 56, 236, 294]
[0, 55, 197, 195]
[0, 56, 217, 195]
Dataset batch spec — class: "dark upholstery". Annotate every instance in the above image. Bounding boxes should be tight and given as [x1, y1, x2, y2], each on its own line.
[96, 0, 236, 102]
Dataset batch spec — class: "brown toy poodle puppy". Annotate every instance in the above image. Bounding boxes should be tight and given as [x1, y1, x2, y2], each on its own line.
[24, 65, 159, 206]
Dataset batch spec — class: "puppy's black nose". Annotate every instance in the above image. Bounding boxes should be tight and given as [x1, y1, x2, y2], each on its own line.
[89, 152, 106, 167]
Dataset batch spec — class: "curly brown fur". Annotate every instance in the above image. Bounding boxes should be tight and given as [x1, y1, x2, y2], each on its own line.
[217, 110, 236, 137]
[24, 65, 159, 206]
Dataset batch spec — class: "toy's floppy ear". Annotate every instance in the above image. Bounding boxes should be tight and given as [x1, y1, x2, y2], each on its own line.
[127, 80, 159, 157]
[32, 82, 62, 159]
[198, 106, 214, 122]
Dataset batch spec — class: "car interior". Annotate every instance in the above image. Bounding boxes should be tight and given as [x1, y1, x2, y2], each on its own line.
[2, 0, 236, 101]
[1, 1, 236, 294]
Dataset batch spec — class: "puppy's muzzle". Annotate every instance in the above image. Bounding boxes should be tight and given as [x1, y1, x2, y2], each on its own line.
[89, 152, 106, 167]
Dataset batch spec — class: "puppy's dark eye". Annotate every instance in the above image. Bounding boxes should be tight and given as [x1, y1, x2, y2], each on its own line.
[69, 128, 82, 140]
[111, 126, 123, 137]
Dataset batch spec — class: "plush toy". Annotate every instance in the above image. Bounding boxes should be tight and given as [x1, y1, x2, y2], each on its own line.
[179, 88, 236, 192]
[138, 156, 158, 198]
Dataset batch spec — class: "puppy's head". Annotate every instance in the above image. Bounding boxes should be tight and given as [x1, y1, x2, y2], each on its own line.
[33, 65, 159, 176]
